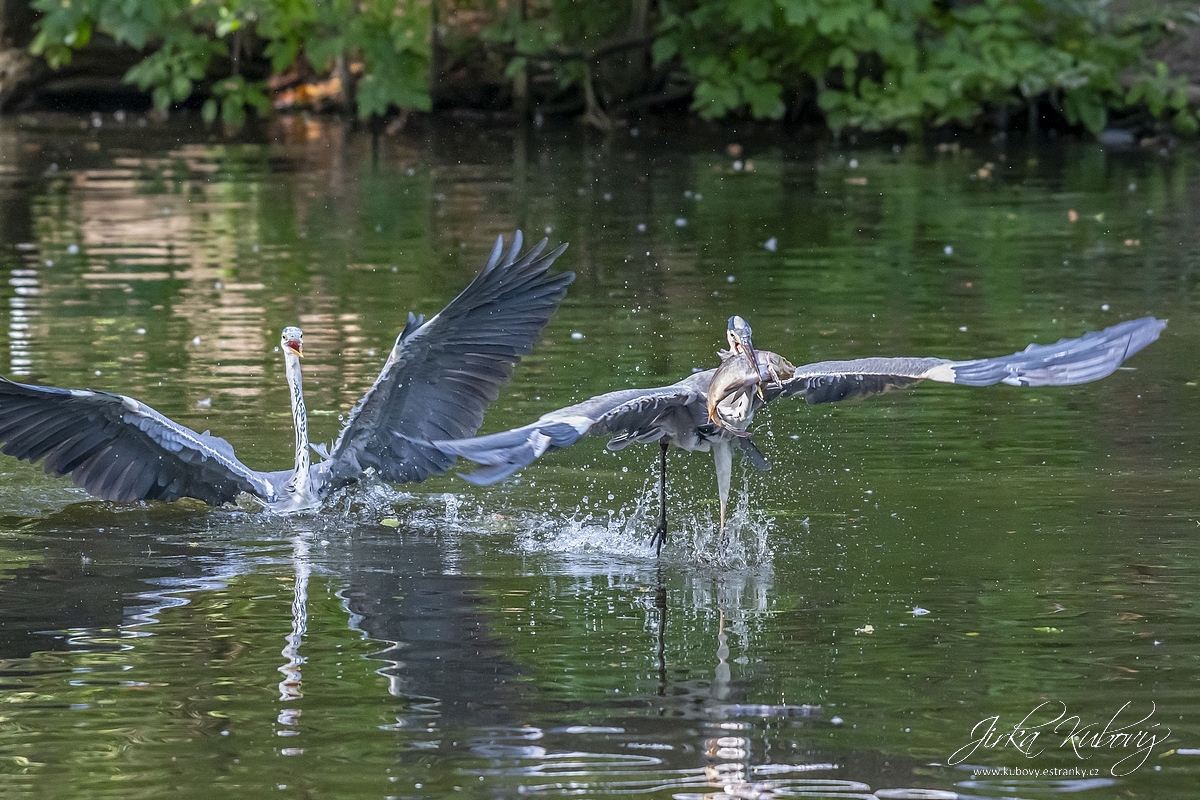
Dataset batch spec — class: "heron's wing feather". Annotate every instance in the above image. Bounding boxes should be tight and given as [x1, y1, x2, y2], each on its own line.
[328, 232, 573, 484]
[774, 317, 1165, 405]
[0, 377, 273, 504]
[433, 372, 712, 485]
[942, 316, 1165, 386]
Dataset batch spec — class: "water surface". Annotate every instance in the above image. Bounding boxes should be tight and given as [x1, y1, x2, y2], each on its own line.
[0, 114, 1197, 798]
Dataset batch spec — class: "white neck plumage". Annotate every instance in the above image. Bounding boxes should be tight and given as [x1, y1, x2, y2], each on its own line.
[284, 350, 313, 500]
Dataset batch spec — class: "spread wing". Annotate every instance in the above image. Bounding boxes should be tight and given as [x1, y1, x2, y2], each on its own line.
[432, 371, 713, 485]
[326, 232, 573, 485]
[772, 317, 1166, 405]
[0, 377, 274, 505]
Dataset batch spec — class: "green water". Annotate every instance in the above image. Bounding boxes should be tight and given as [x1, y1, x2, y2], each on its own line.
[0, 114, 1197, 798]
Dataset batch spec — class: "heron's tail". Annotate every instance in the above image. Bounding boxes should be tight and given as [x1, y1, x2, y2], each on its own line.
[432, 421, 583, 485]
[949, 317, 1165, 387]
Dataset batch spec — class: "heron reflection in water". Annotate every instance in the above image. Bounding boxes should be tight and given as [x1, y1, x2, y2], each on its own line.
[435, 315, 1166, 554]
[0, 233, 572, 513]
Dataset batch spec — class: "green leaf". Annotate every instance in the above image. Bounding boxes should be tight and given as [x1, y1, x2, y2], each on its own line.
[202, 98, 218, 124]
[222, 96, 246, 128]
[651, 36, 678, 66]
[152, 86, 171, 112]
[503, 56, 528, 80]
[170, 75, 192, 101]
[828, 45, 858, 72]
[1173, 109, 1199, 135]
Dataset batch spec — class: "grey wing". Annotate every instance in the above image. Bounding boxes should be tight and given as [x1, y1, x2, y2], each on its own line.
[326, 232, 574, 485]
[775, 316, 1166, 405]
[0, 377, 275, 505]
[432, 372, 713, 485]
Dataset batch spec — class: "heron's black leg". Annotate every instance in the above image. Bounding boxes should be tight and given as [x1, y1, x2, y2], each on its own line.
[650, 440, 669, 554]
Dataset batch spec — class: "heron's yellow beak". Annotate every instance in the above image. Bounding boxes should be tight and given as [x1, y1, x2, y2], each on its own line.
[284, 341, 303, 358]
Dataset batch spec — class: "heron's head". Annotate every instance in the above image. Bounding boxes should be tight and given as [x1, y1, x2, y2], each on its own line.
[281, 326, 304, 358]
[726, 315, 756, 362]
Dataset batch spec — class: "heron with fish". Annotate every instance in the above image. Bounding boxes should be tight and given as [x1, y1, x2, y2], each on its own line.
[434, 315, 1166, 554]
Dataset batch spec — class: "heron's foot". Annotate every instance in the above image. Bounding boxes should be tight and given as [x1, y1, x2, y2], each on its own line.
[651, 519, 667, 555]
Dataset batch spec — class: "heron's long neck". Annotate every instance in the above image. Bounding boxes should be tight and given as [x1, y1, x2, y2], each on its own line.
[284, 354, 312, 494]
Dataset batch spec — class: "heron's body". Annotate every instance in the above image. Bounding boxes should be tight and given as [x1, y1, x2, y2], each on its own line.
[0, 233, 572, 512]
[434, 316, 1166, 553]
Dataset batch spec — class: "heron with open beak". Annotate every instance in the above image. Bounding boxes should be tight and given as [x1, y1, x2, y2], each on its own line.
[434, 315, 1165, 555]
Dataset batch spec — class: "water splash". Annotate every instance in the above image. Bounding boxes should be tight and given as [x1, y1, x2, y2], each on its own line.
[680, 476, 775, 568]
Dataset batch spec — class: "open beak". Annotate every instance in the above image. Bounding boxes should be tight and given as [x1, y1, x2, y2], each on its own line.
[285, 341, 303, 358]
[730, 330, 757, 371]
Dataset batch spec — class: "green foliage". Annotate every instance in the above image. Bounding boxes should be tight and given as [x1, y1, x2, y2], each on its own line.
[31, 0, 432, 126]
[654, 0, 1193, 133]
[202, 75, 272, 126]
[25, 0, 1200, 135]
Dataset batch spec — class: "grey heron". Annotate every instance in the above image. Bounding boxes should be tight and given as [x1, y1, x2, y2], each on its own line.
[433, 315, 1165, 553]
[0, 232, 572, 512]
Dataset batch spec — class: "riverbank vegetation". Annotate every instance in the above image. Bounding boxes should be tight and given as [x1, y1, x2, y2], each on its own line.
[15, 0, 1200, 135]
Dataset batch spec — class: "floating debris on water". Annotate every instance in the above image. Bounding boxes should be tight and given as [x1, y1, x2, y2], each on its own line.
[912, 606, 930, 616]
